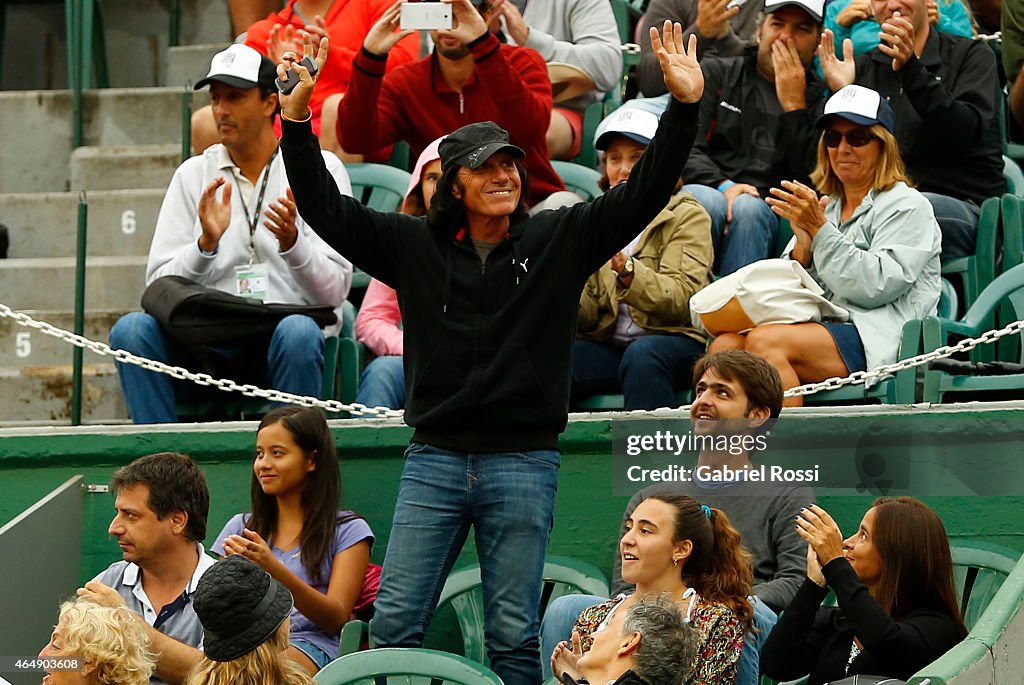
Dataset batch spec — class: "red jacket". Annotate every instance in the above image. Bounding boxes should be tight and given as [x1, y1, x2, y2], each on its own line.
[245, 0, 419, 135]
[339, 33, 565, 205]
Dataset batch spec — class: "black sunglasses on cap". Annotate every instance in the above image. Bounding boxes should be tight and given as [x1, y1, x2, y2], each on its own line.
[823, 128, 878, 148]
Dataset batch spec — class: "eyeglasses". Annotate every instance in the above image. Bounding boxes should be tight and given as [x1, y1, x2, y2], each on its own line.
[823, 128, 878, 148]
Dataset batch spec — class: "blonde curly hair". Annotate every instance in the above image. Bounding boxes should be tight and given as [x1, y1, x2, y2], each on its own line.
[55, 600, 156, 685]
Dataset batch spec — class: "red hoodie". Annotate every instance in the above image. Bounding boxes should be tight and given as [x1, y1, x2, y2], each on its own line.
[244, 0, 418, 135]
[339, 33, 565, 206]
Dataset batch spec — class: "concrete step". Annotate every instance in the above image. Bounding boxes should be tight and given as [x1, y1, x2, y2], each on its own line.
[0, 88, 209, 193]
[71, 144, 181, 191]
[0, 189, 161, 258]
[1, 0, 231, 91]
[0, 256, 146, 311]
[167, 43, 231, 89]
[0, 363, 128, 423]
[0, 309, 128, 369]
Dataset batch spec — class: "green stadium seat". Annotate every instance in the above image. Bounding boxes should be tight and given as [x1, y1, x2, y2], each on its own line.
[940, 195, 1000, 362]
[316, 647, 503, 685]
[436, 555, 610, 665]
[551, 160, 604, 201]
[952, 541, 1021, 631]
[922, 262, 1024, 403]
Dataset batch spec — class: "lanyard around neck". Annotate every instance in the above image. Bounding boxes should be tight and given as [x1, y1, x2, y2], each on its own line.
[229, 147, 278, 265]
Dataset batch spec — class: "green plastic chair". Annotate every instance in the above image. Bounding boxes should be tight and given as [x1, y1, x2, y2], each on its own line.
[609, 0, 643, 43]
[940, 195, 1000, 362]
[952, 541, 1021, 631]
[999, 193, 1024, 361]
[551, 160, 604, 201]
[316, 647, 503, 685]
[1002, 193, 1024, 272]
[921, 262, 1024, 403]
[337, 619, 372, 657]
[437, 555, 610, 665]
[345, 163, 411, 297]
[1004, 155, 1024, 197]
[346, 163, 411, 212]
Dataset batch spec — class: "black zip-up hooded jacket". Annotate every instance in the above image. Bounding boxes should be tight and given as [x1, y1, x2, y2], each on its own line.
[281, 100, 699, 452]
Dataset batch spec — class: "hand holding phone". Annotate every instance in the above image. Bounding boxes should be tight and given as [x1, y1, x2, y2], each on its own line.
[400, 2, 453, 30]
[276, 55, 319, 95]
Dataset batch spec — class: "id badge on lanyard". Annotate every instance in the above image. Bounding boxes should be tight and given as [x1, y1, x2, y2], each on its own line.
[235, 263, 269, 300]
[230, 149, 278, 303]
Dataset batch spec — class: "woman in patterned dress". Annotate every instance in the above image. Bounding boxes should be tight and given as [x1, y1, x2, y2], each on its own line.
[551, 492, 754, 685]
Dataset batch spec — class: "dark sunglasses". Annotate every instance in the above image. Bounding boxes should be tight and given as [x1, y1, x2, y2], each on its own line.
[823, 128, 878, 148]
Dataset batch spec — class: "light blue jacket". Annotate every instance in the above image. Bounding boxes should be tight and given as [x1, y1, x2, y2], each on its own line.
[807, 182, 941, 371]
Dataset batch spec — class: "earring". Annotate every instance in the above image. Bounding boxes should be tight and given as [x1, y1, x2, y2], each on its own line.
[673, 558, 679, 567]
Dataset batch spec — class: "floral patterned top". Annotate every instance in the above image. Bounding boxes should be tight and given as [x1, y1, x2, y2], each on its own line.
[574, 592, 745, 685]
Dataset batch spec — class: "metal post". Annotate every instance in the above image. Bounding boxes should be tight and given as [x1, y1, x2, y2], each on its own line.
[170, 0, 181, 47]
[181, 81, 193, 163]
[71, 190, 88, 425]
[68, 0, 85, 148]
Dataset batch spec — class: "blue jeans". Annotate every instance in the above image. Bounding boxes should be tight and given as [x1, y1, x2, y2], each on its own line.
[539, 593, 777, 684]
[923, 192, 981, 260]
[683, 184, 778, 276]
[370, 443, 560, 685]
[571, 335, 705, 410]
[742, 595, 778, 685]
[109, 311, 324, 423]
[354, 355, 406, 411]
[540, 593, 606, 680]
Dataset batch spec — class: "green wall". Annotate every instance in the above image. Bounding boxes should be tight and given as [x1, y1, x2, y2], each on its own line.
[2, 406, 1023, 580]
[2, 405, 1023, 652]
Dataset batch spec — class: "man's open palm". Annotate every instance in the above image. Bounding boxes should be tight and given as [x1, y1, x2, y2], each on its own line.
[651, 21, 704, 104]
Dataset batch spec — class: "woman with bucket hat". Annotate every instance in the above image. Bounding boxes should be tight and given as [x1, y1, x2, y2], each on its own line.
[189, 555, 314, 685]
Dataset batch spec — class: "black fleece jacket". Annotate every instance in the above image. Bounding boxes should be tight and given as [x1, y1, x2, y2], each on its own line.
[853, 28, 1004, 204]
[684, 48, 826, 196]
[281, 100, 699, 452]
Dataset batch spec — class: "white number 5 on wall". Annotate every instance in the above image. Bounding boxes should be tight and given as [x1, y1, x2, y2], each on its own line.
[15, 331, 31, 358]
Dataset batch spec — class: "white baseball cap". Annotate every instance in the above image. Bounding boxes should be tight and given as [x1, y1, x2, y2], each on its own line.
[194, 44, 277, 91]
[594, 106, 661, 151]
[763, 0, 824, 23]
[817, 85, 895, 132]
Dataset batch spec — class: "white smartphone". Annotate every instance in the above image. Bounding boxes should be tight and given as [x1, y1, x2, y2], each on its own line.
[400, 2, 453, 30]
[726, 0, 747, 9]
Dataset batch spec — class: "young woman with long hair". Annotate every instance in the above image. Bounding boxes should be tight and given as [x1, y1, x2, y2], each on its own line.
[552, 492, 754, 685]
[212, 406, 374, 673]
[761, 497, 966, 684]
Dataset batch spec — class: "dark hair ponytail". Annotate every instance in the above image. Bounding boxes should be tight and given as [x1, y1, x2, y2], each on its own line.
[646, 493, 754, 631]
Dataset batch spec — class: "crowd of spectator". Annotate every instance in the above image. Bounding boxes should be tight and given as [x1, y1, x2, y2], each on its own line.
[105, 0, 1010, 420]
[11, 0, 1016, 682]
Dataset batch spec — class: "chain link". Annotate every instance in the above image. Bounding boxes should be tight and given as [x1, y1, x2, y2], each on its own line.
[4, 302, 1023, 408]
[785, 319, 1024, 397]
[0, 304, 404, 419]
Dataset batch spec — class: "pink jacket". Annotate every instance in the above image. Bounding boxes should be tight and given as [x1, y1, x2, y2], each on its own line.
[355, 278, 403, 356]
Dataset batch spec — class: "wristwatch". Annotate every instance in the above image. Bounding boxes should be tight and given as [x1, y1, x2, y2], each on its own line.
[618, 257, 635, 283]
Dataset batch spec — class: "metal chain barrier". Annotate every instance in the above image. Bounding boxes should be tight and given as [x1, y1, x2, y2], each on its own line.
[785, 319, 1024, 397]
[0, 303, 404, 419]
[3, 302, 1022, 408]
